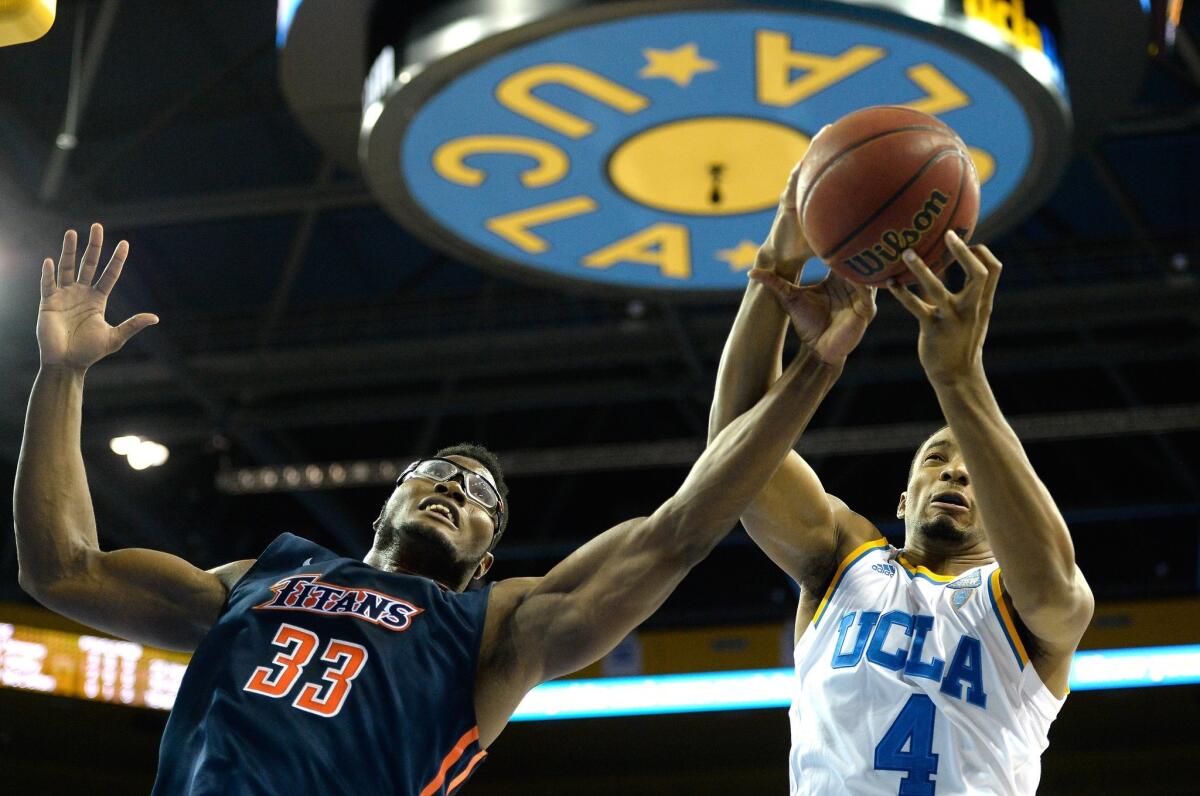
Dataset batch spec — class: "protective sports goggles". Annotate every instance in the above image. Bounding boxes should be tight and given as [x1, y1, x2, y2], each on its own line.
[398, 458, 505, 530]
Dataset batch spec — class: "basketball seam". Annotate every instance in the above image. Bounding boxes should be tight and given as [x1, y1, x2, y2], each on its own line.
[928, 152, 969, 269]
[819, 146, 962, 262]
[798, 125, 958, 222]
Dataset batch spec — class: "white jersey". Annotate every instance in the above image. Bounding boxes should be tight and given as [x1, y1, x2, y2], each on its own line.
[789, 539, 1064, 795]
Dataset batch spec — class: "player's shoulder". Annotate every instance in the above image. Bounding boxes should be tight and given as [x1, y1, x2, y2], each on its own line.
[485, 577, 540, 621]
[827, 495, 888, 563]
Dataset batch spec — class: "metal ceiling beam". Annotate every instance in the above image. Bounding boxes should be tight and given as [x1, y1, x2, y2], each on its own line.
[73, 39, 274, 195]
[95, 180, 374, 230]
[64, 275, 1200, 402]
[45, 323, 1200, 447]
[255, 159, 336, 351]
[1084, 146, 1154, 242]
[40, 0, 121, 203]
[71, 329, 1200, 419]
[213, 402, 1200, 492]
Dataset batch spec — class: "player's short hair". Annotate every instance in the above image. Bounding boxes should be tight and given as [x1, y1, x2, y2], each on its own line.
[435, 442, 510, 544]
[908, 424, 952, 482]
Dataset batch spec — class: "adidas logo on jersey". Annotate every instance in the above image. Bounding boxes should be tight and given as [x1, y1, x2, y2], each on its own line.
[254, 574, 424, 631]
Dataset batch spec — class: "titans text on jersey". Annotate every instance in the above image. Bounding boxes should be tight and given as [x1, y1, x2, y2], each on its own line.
[255, 573, 424, 631]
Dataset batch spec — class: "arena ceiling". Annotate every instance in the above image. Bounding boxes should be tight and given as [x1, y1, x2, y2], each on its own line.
[0, 0, 1197, 624]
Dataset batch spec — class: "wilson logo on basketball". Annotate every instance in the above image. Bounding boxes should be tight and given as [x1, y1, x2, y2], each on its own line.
[842, 190, 951, 280]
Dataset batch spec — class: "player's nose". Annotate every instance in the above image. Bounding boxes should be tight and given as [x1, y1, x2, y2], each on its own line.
[938, 464, 969, 485]
[434, 480, 468, 504]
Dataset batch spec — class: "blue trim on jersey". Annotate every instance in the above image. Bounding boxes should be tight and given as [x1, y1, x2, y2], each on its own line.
[898, 568, 959, 586]
[988, 574, 1026, 670]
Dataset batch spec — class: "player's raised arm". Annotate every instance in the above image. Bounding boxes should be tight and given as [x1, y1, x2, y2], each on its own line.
[14, 225, 251, 652]
[475, 333, 859, 736]
[708, 166, 878, 585]
[889, 231, 1094, 694]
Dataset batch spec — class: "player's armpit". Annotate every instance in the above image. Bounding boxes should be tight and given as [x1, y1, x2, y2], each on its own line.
[1003, 568, 1094, 697]
[23, 547, 242, 652]
[1007, 566, 1095, 652]
[482, 517, 692, 689]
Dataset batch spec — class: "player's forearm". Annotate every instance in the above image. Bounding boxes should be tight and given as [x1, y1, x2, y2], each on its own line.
[14, 366, 101, 591]
[665, 346, 841, 559]
[707, 255, 801, 442]
[932, 368, 1083, 606]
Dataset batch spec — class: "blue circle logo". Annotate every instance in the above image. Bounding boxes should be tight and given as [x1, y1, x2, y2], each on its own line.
[365, 5, 1068, 294]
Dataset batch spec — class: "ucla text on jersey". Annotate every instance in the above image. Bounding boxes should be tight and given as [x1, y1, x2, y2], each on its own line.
[789, 538, 1064, 796]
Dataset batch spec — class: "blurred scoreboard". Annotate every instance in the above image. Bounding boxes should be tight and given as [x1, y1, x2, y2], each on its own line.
[0, 621, 188, 710]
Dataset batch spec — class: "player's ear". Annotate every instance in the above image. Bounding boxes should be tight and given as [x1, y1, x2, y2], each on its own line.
[896, 492, 907, 519]
[473, 552, 494, 581]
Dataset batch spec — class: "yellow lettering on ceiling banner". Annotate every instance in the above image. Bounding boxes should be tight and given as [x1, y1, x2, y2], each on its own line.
[485, 196, 598, 254]
[756, 31, 885, 107]
[967, 146, 995, 184]
[962, 0, 1045, 52]
[496, 64, 650, 138]
[901, 64, 970, 116]
[582, 224, 692, 280]
[433, 136, 570, 188]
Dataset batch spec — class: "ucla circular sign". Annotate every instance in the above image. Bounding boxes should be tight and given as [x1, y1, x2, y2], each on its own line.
[362, 1, 1070, 294]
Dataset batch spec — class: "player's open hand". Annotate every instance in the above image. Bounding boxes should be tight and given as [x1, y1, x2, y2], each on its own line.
[37, 224, 158, 372]
[748, 267, 877, 366]
[887, 230, 1001, 384]
[755, 163, 814, 280]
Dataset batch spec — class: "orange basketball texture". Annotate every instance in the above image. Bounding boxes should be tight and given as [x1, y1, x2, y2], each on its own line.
[796, 106, 980, 285]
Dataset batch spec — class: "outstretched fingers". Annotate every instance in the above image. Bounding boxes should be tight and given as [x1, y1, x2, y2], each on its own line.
[78, 223, 104, 285]
[900, 249, 949, 305]
[944, 231, 987, 300]
[972, 244, 1003, 315]
[57, 229, 78, 287]
[780, 161, 802, 211]
[748, 267, 798, 303]
[112, 313, 160, 352]
[94, 240, 130, 297]
[40, 258, 55, 299]
[886, 278, 933, 319]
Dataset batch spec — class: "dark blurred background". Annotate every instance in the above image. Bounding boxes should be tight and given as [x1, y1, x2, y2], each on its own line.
[0, 1, 1197, 793]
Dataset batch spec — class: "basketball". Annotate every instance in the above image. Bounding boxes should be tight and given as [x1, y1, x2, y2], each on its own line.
[796, 106, 980, 285]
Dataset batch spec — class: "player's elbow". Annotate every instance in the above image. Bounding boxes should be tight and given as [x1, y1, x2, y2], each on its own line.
[16, 542, 91, 605]
[1018, 573, 1095, 644]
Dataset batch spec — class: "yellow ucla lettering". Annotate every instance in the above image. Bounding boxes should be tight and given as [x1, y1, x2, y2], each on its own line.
[966, 146, 995, 184]
[962, 0, 1045, 52]
[756, 31, 885, 107]
[902, 64, 970, 116]
[433, 135, 570, 188]
[485, 196, 598, 254]
[495, 64, 649, 138]
[582, 223, 692, 279]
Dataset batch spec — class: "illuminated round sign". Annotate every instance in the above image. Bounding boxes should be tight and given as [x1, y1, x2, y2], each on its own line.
[362, 1, 1070, 294]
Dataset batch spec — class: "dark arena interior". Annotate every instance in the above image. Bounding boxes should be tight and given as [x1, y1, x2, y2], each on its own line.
[0, 1, 1197, 794]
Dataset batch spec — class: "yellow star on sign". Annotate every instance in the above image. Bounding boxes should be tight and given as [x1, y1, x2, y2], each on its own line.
[717, 241, 761, 272]
[639, 43, 718, 87]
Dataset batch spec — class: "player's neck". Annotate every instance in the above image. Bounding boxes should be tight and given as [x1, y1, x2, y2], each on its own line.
[897, 538, 994, 576]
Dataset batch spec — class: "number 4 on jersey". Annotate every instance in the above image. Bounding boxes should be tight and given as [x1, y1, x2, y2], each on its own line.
[244, 623, 369, 717]
[874, 693, 939, 795]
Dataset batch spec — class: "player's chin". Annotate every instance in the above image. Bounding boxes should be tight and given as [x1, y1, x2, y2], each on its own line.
[919, 514, 972, 542]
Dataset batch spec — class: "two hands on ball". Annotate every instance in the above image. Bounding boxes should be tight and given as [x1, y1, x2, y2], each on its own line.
[750, 166, 1002, 379]
[38, 223, 158, 372]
